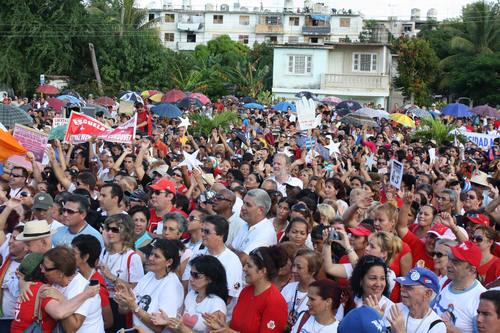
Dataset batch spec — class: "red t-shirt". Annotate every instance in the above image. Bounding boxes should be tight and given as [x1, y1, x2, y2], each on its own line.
[478, 256, 500, 284]
[11, 282, 56, 333]
[91, 270, 110, 307]
[402, 231, 435, 271]
[337, 255, 351, 287]
[389, 242, 411, 303]
[485, 258, 500, 286]
[136, 110, 148, 132]
[231, 284, 287, 333]
[148, 207, 189, 233]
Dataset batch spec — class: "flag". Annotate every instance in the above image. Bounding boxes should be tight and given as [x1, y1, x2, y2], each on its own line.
[0, 130, 28, 161]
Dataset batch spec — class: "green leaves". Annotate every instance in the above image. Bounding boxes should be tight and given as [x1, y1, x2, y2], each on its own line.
[412, 118, 466, 146]
[188, 111, 240, 137]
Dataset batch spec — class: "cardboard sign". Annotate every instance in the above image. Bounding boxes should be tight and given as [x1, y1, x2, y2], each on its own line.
[389, 159, 404, 189]
[52, 117, 69, 128]
[13, 124, 48, 162]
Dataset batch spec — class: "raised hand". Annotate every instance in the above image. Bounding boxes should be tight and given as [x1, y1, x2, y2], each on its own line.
[388, 305, 405, 333]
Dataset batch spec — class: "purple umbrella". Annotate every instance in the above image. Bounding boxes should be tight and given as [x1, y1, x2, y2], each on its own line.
[471, 105, 500, 119]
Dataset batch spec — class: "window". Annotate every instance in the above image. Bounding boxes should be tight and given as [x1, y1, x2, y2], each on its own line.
[238, 35, 249, 44]
[266, 16, 279, 25]
[353, 53, 377, 72]
[187, 33, 196, 43]
[164, 14, 175, 22]
[266, 36, 278, 43]
[148, 13, 155, 21]
[310, 37, 319, 43]
[213, 15, 224, 24]
[288, 36, 299, 43]
[239, 15, 250, 25]
[339, 18, 351, 27]
[289, 17, 299, 26]
[164, 33, 174, 42]
[287, 55, 312, 75]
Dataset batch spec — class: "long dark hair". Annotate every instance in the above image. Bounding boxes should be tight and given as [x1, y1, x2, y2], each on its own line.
[350, 255, 389, 298]
[190, 255, 229, 303]
[310, 279, 355, 315]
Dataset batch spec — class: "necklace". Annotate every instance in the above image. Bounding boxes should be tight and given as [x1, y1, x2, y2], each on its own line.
[405, 308, 432, 333]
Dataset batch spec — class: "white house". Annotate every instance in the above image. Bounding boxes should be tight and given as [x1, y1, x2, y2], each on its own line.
[272, 42, 393, 107]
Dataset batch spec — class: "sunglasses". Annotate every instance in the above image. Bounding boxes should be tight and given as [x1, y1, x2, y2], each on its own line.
[190, 271, 205, 279]
[62, 208, 80, 215]
[472, 236, 484, 243]
[10, 174, 24, 178]
[20, 191, 30, 197]
[105, 226, 120, 233]
[40, 263, 58, 272]
[431, 251, 446, 258]
[213, 194, 230, 202]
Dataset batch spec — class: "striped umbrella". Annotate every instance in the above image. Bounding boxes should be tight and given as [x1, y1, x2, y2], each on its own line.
[0, 104, 33, 127]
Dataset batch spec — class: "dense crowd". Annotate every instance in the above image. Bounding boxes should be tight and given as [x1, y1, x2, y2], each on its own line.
[0, 93, 499, 333]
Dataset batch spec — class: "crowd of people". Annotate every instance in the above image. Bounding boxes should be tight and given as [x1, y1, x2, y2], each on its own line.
[0, 93, 499, 333]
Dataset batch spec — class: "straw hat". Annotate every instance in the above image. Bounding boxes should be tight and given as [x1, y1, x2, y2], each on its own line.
[470, 170, 491, 187]
[16, 220, 51, 241]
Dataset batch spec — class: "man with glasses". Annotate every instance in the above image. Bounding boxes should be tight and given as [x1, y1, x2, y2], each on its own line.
[433, 241, 486, 333]
[8, 166, 29, 199]
[212, 189, 245, 246]
[183, 208, 207, 252]
[148, 178, 187, 234]
[52, 194, 104, 248]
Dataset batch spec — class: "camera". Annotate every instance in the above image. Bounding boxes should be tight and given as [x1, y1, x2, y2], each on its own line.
[329, 228, 339, 241]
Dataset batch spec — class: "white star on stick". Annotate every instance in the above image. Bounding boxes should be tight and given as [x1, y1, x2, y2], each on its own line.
[177, 116, 191, 129]
[177, 150, 203, 171]
[325, 140, 341, 156]
[365, 154, 377, 171]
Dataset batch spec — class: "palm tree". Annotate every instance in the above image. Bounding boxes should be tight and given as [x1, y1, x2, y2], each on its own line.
[412, 118, 466, 146]
[226, 59, 270, 98]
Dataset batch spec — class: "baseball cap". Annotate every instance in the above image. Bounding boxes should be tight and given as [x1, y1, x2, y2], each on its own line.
[150, 178, 176, 194]
[466, 214, 491, 227]
[338, 305, 387, 333]
[427, 223, 449, 238]
[19, 253, 44, 279]
[395, 267, 440, 294]
[32, 193, 54, 210]
[348, 226, 372, 237]
[450, 241, 482, 269]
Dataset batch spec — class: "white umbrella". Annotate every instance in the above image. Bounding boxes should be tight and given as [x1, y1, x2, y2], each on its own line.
[356, 108, 389, 119]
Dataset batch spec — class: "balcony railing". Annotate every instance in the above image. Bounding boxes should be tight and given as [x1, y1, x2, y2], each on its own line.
[255, 24, 284, 34]
[321, 74, 390, 91]
[177, 22, 204, 31]
[176, 42, 197, 50]
[302, 25, 331, 34]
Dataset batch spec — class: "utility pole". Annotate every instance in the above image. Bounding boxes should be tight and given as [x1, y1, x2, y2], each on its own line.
[88, 43, 104, 95]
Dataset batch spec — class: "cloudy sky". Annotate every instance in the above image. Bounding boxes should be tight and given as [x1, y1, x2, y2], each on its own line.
[141, 0, 477, 20]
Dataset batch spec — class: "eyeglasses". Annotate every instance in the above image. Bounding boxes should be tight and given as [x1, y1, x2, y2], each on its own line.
[40, 263, 58, 272]
[10, 174, 24, 178]
[20, 192, 30, 197]
[190, 271, 205, 279]
[431, 251, 446, 258]
[213, 194, 230, 202]
[189, 216, 201, 222]
[472, 235, 484, 243]
[62, 208, 80, 215]
[105, 226, 120, 233]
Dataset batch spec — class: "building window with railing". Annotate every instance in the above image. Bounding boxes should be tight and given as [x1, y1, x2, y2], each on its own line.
[339, 18, 350, 27]
[213, 15, 224, 24]
[148, 13, 155, 21]
[287, 55, 312, 75]
[266, 36, 278, 43]
[187, 33, 196, 43]
[164, 14, 175, 22]
[289, 17, 299, 26]
[353, 53, 377, 72]
[164, 33, 174, 42]
[239, 15, 250, 25]
[265, 16, 280, 25]
[288, 36, 299, 43]
[238, 35, 249, 44]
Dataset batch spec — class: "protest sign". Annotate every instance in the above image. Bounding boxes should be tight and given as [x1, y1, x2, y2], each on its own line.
[451, 129, 500, 149]
[296, 97, 317, 130]
[390, 160, 404, 189]
[13, 124, 48, 162]
[52, 117, 69, 128]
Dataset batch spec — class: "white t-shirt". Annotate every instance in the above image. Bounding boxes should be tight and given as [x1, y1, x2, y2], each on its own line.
[99, 249, 144, 298]
[133, 271, 184, 333]
[226, 213, 245, 247]
[398, 303, 446, 333]
[182, 290, 227, 333]
[268, 175, 303, 197]
[432, 280, 486, 333]
[281, 282, 309, 322]
[231, 218, 277, 254]
[1, 259, 20, 319]
[55, 273, 104, 333]
[342, 263, 396, 293]
[290, 312, 339, 333]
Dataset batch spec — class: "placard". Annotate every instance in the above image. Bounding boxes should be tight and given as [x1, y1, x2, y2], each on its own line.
[52, 117, 69, 128]
[389, 159, 404, 189]
[13, 124, 48, 162]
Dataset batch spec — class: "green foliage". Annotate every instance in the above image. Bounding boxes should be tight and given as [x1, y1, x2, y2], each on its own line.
[412, 118, 466, 145]
[188, 111, 240, 137]
[392, 36, 439, 106]
[359, 20, 378, 42]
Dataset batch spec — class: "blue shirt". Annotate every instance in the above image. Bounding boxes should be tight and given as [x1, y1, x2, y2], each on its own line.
[52, 223, 104, 248]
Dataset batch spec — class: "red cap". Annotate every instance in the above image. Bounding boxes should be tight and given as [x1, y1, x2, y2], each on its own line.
[466, 214, 491, 227]
[450, 241, 482, 269]
[149, 178, 176, 193]
[427, 223, 449, 238]
[348, 226, 372, 237]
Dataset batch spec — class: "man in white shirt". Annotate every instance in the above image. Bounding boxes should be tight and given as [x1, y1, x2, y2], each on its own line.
[212, 189, 245, 247]
[267, 153, 303, 197]
[433, 241, 487, 333]
[230, 189, 277, 265]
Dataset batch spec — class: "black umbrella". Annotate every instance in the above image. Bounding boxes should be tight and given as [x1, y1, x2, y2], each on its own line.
[295, 91, 317, 100]
[177, 97, 203, 109]
[241, 96, 257, 104]
[336, 100, 362, 112]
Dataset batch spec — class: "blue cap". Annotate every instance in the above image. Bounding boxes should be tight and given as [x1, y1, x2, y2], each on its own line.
[395, 267, 440, 294]
[338, 305, 387, 333]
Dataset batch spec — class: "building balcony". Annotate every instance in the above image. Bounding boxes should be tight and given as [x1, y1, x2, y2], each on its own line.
[321, 74, 390, 92]
[302, 25, 331, 35]
[255, 24, 284, 34]
[176, 42, 197, 51]
[177, 22, 204, 32]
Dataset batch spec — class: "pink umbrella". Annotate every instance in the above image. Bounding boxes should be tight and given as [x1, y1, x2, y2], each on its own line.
[321, 96, 342, 105]
[188, 92, 211, 105]
[36, 84, 60, 95]
[47, 97, 66, 111]
[162, 89, 186, 103]
[96, 96, 115, 107]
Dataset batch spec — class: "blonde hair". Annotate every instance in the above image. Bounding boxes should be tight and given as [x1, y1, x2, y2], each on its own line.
[317, 203, 336, 222]
[368, 231, 402, 264]
[373, 203, 399, 230]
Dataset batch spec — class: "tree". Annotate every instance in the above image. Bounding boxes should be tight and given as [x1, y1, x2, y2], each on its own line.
[392, 36, 440, 106]
[412, 118, 466, 146]
[226, 60, 270, 98]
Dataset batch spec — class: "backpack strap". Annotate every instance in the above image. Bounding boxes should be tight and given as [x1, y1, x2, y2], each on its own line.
[428, 319, 444, 331]
[126, 251, 136, 283]
[296, 311, 311, 333]
[33, 286, 43, 322]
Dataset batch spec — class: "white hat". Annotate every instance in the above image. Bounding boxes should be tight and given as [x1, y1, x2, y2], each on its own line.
[17, 220, 51, 241]
[470, 170, 491, 187]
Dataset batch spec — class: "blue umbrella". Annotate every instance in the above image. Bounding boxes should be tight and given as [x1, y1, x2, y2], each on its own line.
[272, 102, 296, 112]
[441, 103, 473, 118]
[57, 94, 83, 105]
[241, 96, 257, 104]
[151, 103, 182, 118]
[243, 103, 264, 110]
[177, 97, 203, 109]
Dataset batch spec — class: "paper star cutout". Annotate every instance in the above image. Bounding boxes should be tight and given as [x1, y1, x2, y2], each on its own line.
[282, 146, 294, 158]
[365, 154, 377, 171]
[177, 117, 191, 129]
[325, 140, 341, 156]
[177, 150, 203, 171]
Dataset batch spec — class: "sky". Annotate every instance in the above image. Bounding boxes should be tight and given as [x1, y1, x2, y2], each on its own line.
[140, 0, 477, 20]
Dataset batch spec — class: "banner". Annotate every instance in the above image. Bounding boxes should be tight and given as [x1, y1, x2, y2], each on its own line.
[13, 124, 48, 162]
[452, 129, 500, 149]
[64, 111, 136, 144]
[52, 117, 69, 128]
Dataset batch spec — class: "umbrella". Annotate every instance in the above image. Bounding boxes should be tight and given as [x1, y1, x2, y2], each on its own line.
[442, 103, 473, 118]
[340, 114, 379, 128]
[295, 91, 317, 99]
[87, 104, 111, 117]
[407, 108, 433, 119]
[272, 102, 296, 112]
[0, 104, 33, 127]
[243, 103, 264, 110]
[0, 129, 28, 161]
[389, 113, 415, 128]
[188, 92, 211, 105]
[20, 104, 34, 112]
[141, 90, 160, 98]
[60, 90, 82, 99]
[232, 129, 248, 143]
[119, 91, 144, 104]
[471, 105, 500, 119]
[96, 96, 115, 107]
[241, 96, 257, 104]
[47, 97, 66, 111]
[162, 89, 186, 103]
[321, 96, 342, 105]
[356, 108, 389, 119]
[177, 97, 203, 109]
[151, 103, 182, 118]
[224, 95, 239, 103]
[48, 124, 68, 141]
[36, 84, 59, 95]
[336, 100, 362, 112]
[57, 94, 83, 105]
